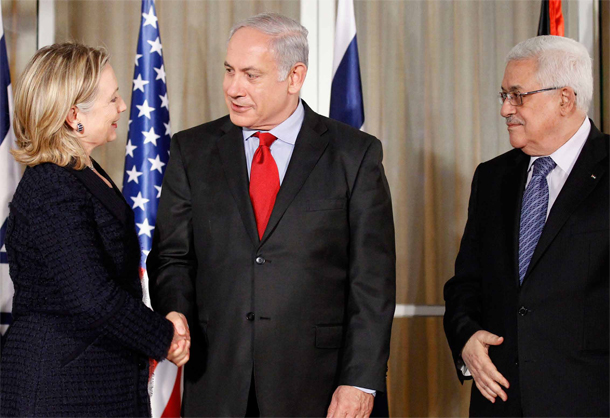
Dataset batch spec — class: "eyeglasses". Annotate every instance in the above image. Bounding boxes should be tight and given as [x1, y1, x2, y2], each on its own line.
[498, 87, 569, 106]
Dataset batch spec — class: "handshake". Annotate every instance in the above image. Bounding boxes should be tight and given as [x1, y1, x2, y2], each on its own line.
[165, 311, 191, 367]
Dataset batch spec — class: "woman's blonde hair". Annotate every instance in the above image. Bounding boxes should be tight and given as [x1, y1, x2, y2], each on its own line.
[11, 43, 109, 169]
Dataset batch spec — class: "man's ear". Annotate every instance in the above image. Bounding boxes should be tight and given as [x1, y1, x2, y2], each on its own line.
[559, 87, 577, 116]
[65, 106, 80, 131]
[287, 63, 307, 95]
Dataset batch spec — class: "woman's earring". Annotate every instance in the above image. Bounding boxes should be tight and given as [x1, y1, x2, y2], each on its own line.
[77, 123, 84, 133]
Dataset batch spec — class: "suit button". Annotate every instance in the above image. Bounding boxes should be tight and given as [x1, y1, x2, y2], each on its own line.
[518, 306, 529, 316]
[255, 256, 265, 265]
[246, 312, 255, 321]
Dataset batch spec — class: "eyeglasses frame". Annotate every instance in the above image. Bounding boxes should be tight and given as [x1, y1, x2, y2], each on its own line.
[498, 86, 575, 106]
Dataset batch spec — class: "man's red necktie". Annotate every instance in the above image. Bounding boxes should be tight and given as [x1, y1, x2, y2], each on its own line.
[249, 132, 280, 239]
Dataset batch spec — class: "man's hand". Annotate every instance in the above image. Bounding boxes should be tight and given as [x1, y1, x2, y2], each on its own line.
[166, 311, 191, 367]
[461, 330, 509, 403]
[327, 385, 374, 418]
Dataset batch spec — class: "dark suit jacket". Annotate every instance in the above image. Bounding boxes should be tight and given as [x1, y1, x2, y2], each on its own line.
[444, 121, 609, 417]
[0, 162, 173, 417]
[148, 102, 396, 417]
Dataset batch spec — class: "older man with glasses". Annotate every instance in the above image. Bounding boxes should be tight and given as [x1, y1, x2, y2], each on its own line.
[444, 35, 608, 417]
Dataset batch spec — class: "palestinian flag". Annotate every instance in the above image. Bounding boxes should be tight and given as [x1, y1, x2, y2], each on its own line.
[538, 0, 564, 36]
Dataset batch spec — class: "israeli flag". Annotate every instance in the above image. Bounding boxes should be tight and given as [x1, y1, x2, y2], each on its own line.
[329, 0, 365, 130]
[0, 7, 21, 336]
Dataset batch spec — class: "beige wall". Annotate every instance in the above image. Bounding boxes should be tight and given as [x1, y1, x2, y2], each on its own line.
[5, 1, 606, 416]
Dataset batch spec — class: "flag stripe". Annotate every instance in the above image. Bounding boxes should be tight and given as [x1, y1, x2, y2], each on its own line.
[160, 366, 182, 418]
[331, 0, 357, 77]
[537, 0, 551, 36]
[549, 0, 564, 36]
[0, 36, 10, 146]
[330, 35, 364, 129]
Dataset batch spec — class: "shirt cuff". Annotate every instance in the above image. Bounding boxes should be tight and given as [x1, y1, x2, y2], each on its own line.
[458, 358, 472, 377]
[353, 386, 376, 397]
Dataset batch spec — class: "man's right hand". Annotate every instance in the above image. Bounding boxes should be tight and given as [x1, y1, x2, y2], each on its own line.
[166, 311, 191, 367]
[461, 330, 509, 403]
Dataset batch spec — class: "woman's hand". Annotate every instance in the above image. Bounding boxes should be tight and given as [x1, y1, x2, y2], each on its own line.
[165, 311, 191, 367]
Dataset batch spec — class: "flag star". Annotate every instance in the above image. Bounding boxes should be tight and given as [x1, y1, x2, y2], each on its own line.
[142, 249, 150, 257]
[133, 74, 149, 92]
[154, 65, 166, 84]
[154, 185, 162, 198]
[126, 165, 143, 184]
[164, 122, 172, 136]
[131, 192, 150, 211]
[142, 127, 160, 146]
[159, 93, 169, 109]
[136, 218, 155, 237]
[136, 99, 155, 119]
[125, 139, 137, 157]
[134, 53, 142, 66]
[147, 37, 163, 56]
[142, 6, 158, 28]
[148, 154, 166, 173]
[129, 119, 133, 127]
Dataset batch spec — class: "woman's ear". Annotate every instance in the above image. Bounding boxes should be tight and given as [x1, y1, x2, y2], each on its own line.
[65, 106, 80, 131]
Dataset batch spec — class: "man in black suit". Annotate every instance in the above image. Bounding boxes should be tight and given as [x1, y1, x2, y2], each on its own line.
[444, 35, 609, 417]
[148, 13, 396, 417]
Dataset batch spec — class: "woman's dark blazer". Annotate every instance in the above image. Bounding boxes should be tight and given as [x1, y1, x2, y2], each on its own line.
[0, 162, 174, 417]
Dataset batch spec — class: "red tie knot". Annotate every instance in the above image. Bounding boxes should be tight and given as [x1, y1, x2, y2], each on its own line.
[254, 131, 277, 148]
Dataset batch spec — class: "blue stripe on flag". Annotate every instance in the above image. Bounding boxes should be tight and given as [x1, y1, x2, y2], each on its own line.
[330, 36, 365, 129]
[0, 35, 11, 146]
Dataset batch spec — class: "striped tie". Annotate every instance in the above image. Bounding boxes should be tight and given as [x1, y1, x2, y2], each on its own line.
[518, 156, 557, 285]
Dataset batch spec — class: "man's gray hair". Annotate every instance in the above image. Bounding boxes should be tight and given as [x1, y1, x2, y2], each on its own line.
[229, 13, 309, 81]
[506, 35, 593, 113]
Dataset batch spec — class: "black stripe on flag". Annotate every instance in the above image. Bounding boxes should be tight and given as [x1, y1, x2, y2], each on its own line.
[538, 0, 551, 36]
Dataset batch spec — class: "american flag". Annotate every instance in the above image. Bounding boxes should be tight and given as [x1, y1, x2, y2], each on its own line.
[0, 5, 20, 339]
[122, 0, 181, 416]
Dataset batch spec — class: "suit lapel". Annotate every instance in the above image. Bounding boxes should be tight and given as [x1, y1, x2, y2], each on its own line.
[66, 163, 130, 226]
[524, 123, 609, 280]
[504, 151, 530, 287]
[216, 120, 260, 247]
[260, 104, 329, 245]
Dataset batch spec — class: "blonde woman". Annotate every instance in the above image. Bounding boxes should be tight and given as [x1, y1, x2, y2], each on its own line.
[0, 43, 189, 417]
